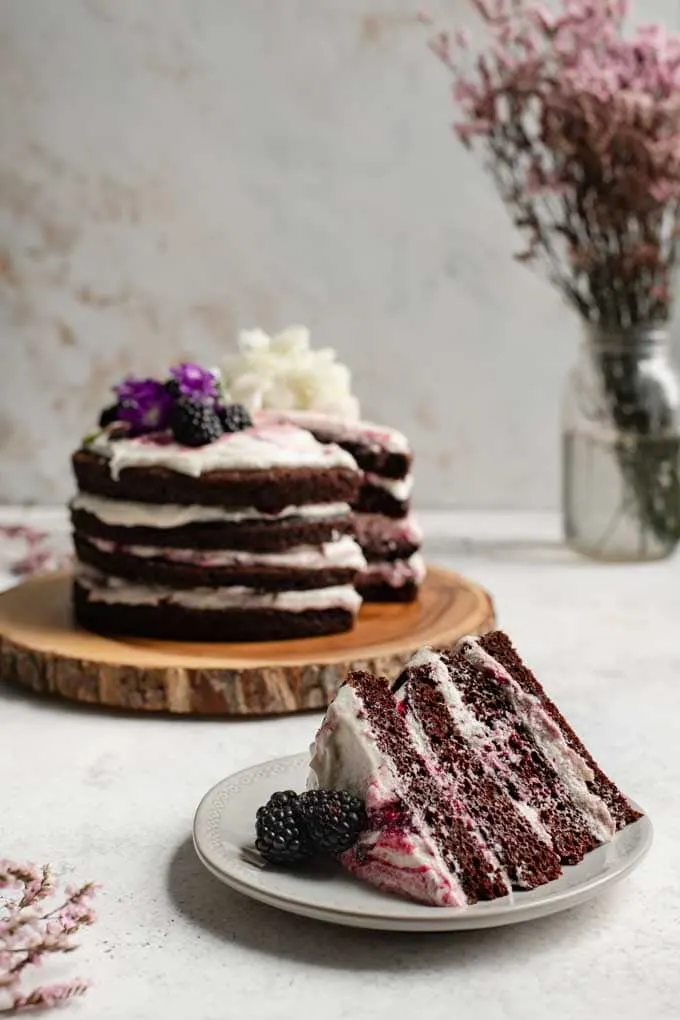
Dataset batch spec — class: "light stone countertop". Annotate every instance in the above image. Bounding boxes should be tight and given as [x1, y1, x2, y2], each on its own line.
[1, 509, 678, 1020]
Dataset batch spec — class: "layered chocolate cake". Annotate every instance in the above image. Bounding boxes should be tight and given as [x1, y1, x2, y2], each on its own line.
[309, 631, 642, 906]
[71, 363, 366, 641]
[223, 327, 424, 602]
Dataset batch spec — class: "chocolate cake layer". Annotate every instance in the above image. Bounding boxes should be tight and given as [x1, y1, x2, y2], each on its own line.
[406, 669, 562, 889]
[355, 581, 419, 603]
[74, 534, 361, 591]
[71, 508, 353, 552]
[354, 485, 409, 519]
[478, 631, 642, 829]
[73, 583, 354, 642]
[362, 542, 420, 563]
[353, 510, 421, 561]
[73, 449, 360, 514]
[441, 645, 602, 863]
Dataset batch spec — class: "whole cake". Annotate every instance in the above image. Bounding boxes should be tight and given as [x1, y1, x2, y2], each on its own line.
[303, 631, 642, 906]
[222, 326, 424, 602]
[70, 363, 366, 641]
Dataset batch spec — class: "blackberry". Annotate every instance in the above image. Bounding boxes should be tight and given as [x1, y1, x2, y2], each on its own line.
[254, 791, 313, 866]
[164, 379, 182, 399]
[99, 403, 121, 428]
[217, 403, 253, 433]
[297, 789, 366, 855]
[257, 790, 298, 814]
[170, 397, 223, 447]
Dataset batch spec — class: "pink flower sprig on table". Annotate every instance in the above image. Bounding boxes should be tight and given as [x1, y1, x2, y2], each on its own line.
[0, 860, 97, 1014]
[424, 0, 680, 328]
[0, 527, 73, 579]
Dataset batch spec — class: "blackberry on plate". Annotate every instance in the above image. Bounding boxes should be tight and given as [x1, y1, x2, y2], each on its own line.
[217, 403, 253, 433]
[255, 791, 313, 866]
[256, 790, 298, 815]
[170, 397, 223, 447]
[297, 789, 366, 855]
[99, 403, 122, 428]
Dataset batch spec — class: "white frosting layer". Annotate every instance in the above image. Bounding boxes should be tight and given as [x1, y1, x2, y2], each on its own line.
[71, 493, 352, 529]
[223, 326, 361, 420]
[363, 472, 413, 501]
[456, 637, 616, 843]
[86, 423, 358, 480]
[352, 512, 423, 549]
[257, 410, 411, 456]
[358, 554, 426, 588]
[76, 566, 362, 613]
[87, 535, 367, 571]
[310, 683, 468, 907]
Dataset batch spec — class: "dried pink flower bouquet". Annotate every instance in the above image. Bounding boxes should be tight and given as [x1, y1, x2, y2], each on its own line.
[0, 861, 97, 1014]
[426, 0, 680, 321]
[424, 0, 680, 553]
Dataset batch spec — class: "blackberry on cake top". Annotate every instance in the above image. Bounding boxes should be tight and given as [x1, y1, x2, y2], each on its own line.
[169, 398, 223, 447]
[218, 403, 253, 433]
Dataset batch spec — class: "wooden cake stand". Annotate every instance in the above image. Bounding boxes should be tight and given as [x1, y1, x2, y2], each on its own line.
[0, 567, 495, 716]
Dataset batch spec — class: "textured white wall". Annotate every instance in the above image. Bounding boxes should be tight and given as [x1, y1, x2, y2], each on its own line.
[1, 0, 678, 508]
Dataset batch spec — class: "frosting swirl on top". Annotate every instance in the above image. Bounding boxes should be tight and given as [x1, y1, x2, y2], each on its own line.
[223, 326, 361, 421]
[86, 423, 359, 479]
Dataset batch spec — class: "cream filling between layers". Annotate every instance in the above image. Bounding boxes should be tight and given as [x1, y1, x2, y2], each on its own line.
[456, 637, 616, 843]
[363, 472, 413, 501]
[86, 535, 367, 571]
[70, 493, 351, 529]
[358, 554, 426, 588]
[309, 683, 468, 907]
[76, 565, 362, 613]
[352, 512, 423, 548]
[87, 422, 358, 480]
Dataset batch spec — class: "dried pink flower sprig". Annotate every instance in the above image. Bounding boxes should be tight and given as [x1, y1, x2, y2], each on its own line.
[0, 527, 73, 579]
[425, 0, 680, 327]
[0, 861, 97, 1014]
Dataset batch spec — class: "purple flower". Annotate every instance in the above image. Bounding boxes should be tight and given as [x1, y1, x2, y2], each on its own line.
[168, 362, 220, 402]
[113, 376, 174, 433]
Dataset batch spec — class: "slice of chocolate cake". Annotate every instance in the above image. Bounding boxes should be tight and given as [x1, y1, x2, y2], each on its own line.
[309, 630, 642, 906]
[71, 363, 366, 642]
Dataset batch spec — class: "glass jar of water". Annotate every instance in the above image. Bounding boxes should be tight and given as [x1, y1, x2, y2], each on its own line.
[562, 323, 680, 561]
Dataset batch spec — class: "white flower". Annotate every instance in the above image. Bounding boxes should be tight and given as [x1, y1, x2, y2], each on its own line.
[223, 325, 361, 420]
[269, 325, 310, 356]
[238, 328, 272, 354]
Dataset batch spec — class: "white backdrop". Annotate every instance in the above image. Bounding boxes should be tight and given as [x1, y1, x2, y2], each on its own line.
[1, 0, 678, 507]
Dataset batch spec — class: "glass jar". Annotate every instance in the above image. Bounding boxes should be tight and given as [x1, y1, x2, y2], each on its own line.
[562, 323, 680, 561]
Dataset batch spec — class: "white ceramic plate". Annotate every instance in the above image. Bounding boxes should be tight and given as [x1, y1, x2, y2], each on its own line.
[192, 753, 652, 932]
